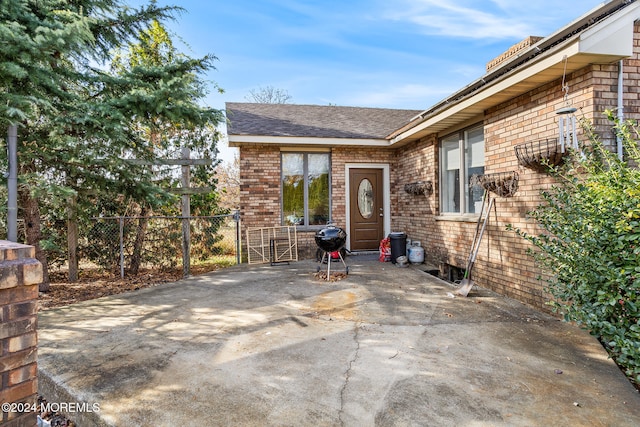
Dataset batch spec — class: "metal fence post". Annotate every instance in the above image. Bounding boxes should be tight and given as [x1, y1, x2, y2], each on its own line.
[234, 210, 241, 264]
[181, 148, 191, 278]
[119, 217, 124, 279]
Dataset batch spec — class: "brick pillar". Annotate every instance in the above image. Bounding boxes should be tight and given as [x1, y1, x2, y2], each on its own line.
[0, 241, 42, 427]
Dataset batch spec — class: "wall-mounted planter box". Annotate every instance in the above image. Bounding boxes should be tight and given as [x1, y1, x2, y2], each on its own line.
[514, 138, 566, 173]
[471, 171, 519, 198]
[404, 181, 433, 196]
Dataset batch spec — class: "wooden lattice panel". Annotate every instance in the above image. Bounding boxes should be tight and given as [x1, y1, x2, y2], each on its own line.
[246, 226, 298, 265]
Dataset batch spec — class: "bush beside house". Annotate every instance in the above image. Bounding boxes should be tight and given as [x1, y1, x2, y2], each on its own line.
[511, 113, 640, 388]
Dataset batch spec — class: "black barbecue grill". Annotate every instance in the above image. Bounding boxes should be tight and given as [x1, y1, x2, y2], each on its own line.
[315, 223, 349, 279]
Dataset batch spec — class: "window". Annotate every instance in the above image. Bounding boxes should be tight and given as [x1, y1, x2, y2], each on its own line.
[282, 152, 330, 226]
[440, 125, 485, 214]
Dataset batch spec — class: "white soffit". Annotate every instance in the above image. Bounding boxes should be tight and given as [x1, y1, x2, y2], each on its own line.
[228, 135, 391, 147]
[390, 3, 640, 146]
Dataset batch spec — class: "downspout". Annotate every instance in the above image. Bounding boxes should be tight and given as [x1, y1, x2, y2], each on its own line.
[617, 60, 624, 160]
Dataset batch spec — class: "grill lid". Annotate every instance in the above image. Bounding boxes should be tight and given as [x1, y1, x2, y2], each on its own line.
[315, 224, 347, 252]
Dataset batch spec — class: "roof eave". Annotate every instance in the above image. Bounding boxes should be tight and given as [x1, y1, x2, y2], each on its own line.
[228, 135, 392, 148]
[389, 0, 639, 145]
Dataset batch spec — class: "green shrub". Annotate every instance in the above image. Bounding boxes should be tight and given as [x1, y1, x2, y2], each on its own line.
[511, 111, 640, 387]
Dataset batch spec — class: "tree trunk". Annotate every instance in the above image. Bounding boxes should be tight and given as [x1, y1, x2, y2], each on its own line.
[67, 194, 78, 282]
[19, 189, 50, 291]
[129, 205, 150, 276]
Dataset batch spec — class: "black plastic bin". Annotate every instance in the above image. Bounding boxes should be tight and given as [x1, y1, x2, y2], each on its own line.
[389, 232, 407, 264]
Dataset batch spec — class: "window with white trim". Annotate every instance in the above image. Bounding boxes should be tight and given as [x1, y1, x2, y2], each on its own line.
[440, 124, 485, 214]
[282, 152, 330, 226]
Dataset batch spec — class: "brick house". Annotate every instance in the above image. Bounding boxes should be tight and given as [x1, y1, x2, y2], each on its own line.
[227, 0, 640, 311]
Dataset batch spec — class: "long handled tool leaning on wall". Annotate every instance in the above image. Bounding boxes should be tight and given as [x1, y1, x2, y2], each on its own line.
[456, 171, 519, 297]
[457, 192, 494, 297]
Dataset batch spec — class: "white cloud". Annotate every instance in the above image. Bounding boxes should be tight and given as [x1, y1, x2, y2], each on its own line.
[385, 0, 533, 39]
[383, 0, 604, 40]
[341, 83, 460, 110]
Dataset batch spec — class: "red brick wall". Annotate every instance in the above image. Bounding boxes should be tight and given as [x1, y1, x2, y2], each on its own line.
[398, 71, 601, 309]
[239, 145, 281, 230]
[393, 136, 439, 256]
[238, 145, 280, 259]
[626, 23, 640, 120]
[393, 23, 640, 311]
[0, 242, 42, 427]
[476, 24, 640, 309]
[476, 69, 594, 308]
[238, 145, 396, 259]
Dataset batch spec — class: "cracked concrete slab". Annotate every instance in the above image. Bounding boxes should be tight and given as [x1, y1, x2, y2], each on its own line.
[38, 256, 640, 426]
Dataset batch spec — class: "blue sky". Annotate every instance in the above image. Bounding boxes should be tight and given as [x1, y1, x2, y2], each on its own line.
[129, 0, 606, 159]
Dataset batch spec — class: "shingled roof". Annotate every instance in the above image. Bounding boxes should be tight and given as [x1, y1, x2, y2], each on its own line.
[226, 103, 422, 140]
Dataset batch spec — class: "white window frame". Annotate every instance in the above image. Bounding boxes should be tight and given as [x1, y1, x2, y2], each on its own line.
[281, 152, 331, 229]
[439, 124, 485, 216]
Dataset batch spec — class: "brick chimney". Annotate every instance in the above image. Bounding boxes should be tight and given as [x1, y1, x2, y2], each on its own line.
[486, 36, 543, 72]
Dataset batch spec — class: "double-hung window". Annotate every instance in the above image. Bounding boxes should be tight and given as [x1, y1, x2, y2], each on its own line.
[282, 152, 330, 227]
[440, 124, 485, 214]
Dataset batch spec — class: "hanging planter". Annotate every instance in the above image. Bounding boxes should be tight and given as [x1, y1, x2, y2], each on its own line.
[514, 138, 566, 173]
[514, 55, 580, 174]
[404, 181, 433, 196]
[470, 171, 519, 198]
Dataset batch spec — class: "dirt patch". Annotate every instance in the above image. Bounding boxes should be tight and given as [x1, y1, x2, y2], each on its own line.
[313, 271, 347, 282]
[39, 264, 226, 311]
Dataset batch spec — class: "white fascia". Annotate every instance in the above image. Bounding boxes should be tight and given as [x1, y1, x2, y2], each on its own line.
[228, 135, 391, 148]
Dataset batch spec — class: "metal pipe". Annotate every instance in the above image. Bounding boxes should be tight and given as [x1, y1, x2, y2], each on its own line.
[571, 115, 578, 150]
[234, 210, 241, 264]
[181, 147, 191, 277]
[558, 117, 565, 153]
[617, 60, 624, 160]
[7, 125, 18, 242]
[119, 217, 125, 279]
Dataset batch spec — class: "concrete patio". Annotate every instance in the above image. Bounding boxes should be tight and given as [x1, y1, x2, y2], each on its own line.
[38, 255, 640, 426]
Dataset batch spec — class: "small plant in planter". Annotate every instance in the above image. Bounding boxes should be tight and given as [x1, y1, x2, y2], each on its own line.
[404, 181, 433, 196]
[470, 171, 519, 198]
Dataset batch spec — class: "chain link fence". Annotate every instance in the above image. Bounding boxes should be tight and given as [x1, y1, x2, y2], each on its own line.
[85, 212, 240, 278]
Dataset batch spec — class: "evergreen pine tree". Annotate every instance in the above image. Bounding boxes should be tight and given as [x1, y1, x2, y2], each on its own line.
[0, 1, 223, 289]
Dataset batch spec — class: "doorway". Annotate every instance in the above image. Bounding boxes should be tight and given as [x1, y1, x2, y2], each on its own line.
[347, 167, 387, 251]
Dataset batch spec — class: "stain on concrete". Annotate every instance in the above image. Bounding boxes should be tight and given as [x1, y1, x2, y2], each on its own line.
[375, 377, 503, 426]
